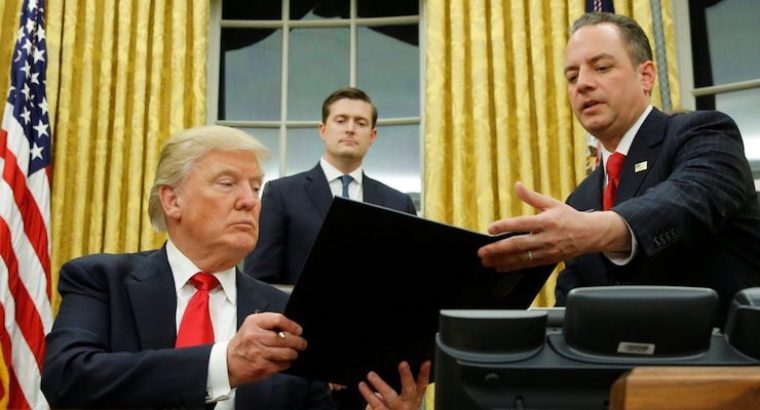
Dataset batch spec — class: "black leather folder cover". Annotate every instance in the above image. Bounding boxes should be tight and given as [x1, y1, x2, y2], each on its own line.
[283, 197, 552, 387]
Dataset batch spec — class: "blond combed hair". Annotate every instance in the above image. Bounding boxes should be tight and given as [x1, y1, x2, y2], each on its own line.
[148, 125, 270, 232]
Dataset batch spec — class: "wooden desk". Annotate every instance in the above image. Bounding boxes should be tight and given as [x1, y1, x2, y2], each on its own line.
[610, 367, 760, 410]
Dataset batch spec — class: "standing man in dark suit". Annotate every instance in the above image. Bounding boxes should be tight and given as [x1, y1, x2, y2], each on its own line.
[478, 12, 760, 324]
[244, 87, 417, 285]
[41, 125, 428, 409]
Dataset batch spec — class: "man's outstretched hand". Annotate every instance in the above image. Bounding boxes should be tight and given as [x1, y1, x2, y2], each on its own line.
[478, 182, 631, 271]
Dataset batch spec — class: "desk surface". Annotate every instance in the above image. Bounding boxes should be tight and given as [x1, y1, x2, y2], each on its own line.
[610, 366, 760, 410]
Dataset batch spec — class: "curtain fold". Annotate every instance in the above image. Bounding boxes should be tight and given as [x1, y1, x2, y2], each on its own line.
[44, 0, 208, 312]
[423, 0, 680, 310]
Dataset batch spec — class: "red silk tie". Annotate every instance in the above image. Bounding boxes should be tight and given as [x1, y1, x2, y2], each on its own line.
[176, 272, 220, 347]
[603, 152, 626, 210]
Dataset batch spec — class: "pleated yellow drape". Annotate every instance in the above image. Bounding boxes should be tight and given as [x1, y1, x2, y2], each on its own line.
[423, 0, 680, 313]
[44, 0, 208, 312]
[616, 0, 681, 111]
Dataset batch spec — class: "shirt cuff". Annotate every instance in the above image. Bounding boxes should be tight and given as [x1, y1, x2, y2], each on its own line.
[206, 340, 232, 403]
[604, 215, 639, 266]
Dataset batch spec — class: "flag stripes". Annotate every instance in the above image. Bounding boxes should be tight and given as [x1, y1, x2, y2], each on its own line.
[1, 0, 53, 408]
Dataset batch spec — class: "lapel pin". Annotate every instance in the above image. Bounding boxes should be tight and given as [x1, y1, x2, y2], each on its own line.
[634, 161, 648, 173]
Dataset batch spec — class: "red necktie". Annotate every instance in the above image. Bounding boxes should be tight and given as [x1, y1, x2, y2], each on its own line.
[603, 152, 625, 210]
[176, 272, 220, 347]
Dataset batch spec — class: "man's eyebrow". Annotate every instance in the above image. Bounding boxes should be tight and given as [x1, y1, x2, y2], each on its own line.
[589, 53, 615, 64]
[564, 53, 615, 73]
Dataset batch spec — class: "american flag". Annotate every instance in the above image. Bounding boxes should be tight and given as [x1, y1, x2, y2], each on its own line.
[586, 0, 615, 13]
[1, 0, 53, 408]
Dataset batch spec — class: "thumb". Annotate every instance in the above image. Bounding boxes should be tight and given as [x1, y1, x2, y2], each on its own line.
[515, 182, 561, 211]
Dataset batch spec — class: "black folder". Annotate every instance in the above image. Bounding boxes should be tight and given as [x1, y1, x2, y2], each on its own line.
[283, 197, 553, 387]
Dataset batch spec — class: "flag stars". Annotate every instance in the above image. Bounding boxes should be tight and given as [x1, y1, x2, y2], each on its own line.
[28, 0, 39, 13]
[20, 107, 32, 124]
[32, 48, 45, 63]
[21, 60, 31, 76]
[39, 98, 48, 116]
[25, 18, 36, 34]
[31, 72, 39, 84]
[33, 119, 49, 138]
[22, 38, 32, 53]
[30, 143, 44, 160]
[21, 83, 31, 100]
[36, 26, 46, 41]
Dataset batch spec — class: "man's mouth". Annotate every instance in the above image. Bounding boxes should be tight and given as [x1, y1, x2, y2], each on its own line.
[582, 100, 601, 111]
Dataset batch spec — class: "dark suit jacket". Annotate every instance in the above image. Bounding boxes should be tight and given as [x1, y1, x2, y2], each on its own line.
[556, 109, 760, 324]
[41, 248, 334, 409]
[244, 164, 417, 284]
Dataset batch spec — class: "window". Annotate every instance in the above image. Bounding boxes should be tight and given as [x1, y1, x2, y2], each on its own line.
[674, 0, 760, 187]
[208, 0, 423, 205]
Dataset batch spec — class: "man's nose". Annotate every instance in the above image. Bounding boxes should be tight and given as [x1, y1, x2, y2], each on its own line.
[238, 185, 259, 209]
[576, 67, 595, 92]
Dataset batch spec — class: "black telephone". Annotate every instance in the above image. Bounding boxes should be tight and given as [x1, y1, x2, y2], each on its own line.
[725, 287, 760, 360]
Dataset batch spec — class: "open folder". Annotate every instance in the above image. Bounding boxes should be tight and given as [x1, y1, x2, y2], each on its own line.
[283, 197, 553, 387]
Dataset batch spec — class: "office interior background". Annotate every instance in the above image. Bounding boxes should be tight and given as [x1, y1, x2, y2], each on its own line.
[0, 0, 758, 314]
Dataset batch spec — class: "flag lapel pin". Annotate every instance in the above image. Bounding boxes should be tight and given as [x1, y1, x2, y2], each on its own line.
[634, 161, 648, 173]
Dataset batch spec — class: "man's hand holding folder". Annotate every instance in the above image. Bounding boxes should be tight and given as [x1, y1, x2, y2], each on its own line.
[283, 197, 553, 390]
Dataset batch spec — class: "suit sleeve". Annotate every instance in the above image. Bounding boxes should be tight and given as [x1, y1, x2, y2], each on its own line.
[245, 181, 288, 282]
[41, 262, 211, 409]
[615, 111, 755, 257]
[300, 379, 335, 409]
[403, 193, 417, 215]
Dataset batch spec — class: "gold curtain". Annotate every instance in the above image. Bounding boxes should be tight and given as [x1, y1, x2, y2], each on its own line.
[44, 0, 208, 312]
[423, 0, 680, 311]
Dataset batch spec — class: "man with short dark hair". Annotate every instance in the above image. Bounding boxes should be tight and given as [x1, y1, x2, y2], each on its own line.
[244, 87, 416, 285]
[478, 12, 760, 325]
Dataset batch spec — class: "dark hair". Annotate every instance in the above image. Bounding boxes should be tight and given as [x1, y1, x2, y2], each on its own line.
[571, 12, 653, 66]
[321, 87, 378, 128]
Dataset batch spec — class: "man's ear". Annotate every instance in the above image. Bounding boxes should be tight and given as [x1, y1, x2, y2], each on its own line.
[318, 122, 327, 142]
[639, 60, 656, 96]
[159, 185, 182, 222]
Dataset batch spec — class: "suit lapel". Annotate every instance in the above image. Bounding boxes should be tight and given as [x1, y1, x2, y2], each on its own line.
[590, 167, 605, 211]
[236, 270, 278, 325]
[615, 108, 668, 204]
[303, 164, 334, 218]
[362, 174, 384, 206]
[235, 270, 276, 409]
[125, 247, 177, 349]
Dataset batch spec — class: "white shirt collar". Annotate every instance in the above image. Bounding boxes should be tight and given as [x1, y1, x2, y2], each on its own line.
[600, 105, 653, 165]
[166, 239, 236, 305]
[320, 157, 363, 185]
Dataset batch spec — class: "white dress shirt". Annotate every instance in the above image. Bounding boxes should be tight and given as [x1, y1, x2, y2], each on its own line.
[320, 157, 364, 201]
[167, 240, 237, 409]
